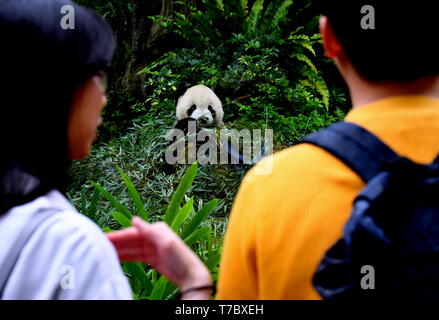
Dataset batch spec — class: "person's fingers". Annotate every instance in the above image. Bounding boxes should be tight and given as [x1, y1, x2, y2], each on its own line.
[117, 250, 147, 262]
[132, 216, 156, 235]
[108, 232, 142, 245]
[110, 228, 163, 260]
[131, 217, 212, 289]
[115, 244, 157, 257]
[132, 217, 171, 248]
[117, 248, 161, 265]
[107, 227, 140, 243]
[110, 239, 144, 253]
[109, 240, 143, 253]
[132, 217, 172, 235]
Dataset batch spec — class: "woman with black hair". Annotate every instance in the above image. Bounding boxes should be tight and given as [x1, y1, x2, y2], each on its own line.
[0, 0, 134, 299]
[0, 0, 212, 300]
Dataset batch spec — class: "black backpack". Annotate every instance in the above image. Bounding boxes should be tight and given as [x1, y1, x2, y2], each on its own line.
[301, 122, 439, 300]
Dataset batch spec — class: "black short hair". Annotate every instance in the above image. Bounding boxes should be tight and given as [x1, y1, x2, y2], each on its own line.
[0, 0, 115, 213]
[318, 1, 439, 82]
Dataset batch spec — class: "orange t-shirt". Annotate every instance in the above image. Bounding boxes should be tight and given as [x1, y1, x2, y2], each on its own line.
[217, 95, 439, 299]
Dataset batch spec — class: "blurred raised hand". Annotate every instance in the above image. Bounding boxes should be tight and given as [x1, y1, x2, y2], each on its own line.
[107, 217, 212, 300]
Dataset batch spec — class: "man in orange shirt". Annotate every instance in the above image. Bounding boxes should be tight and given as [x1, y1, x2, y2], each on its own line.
[214, 1, 439, 299]
[108, 1, 439, 300]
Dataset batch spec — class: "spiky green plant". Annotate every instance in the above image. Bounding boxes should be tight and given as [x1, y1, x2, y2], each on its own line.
[142, 0, 331, 114]
[83, 162, 221, 300]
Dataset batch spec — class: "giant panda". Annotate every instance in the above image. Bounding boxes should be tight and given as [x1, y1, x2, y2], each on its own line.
[163, 85, 257, 172]
[176, 85, 224, 127]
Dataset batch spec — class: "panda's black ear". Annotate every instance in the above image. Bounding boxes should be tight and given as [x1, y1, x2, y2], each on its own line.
[208, 105, 217, 119]
[187, 105, 197, 117]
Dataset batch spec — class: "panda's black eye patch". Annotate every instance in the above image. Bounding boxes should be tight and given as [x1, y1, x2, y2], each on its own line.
[208, 105, 216, 119]
[175, 118, 197, 135]
[187, 105, 197, 117]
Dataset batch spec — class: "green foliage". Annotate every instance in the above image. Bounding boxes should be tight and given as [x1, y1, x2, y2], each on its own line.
[140, 0, 346, 145]
[112, 211, 132, 228]
[163, 161, 198, 225]
[117, 165, 148, 220]
[243, 0, 265, 35]
[91, 181, 132, 219]
[87, 162, 221, 300]
[150, 0, 298, 49]
[68, 114, 243, 223]
[74, 0, 157, 141]
[67, 1, 349, 301]
[181, 199, 219, 239]
[78, 187, 100, 222]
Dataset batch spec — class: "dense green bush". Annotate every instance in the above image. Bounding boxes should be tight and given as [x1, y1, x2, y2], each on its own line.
[76, 162, 221, 300]
[73, 0, 348, 143]
[68, 0, 348, 233]
[67, 114, 244, 224]
[68, 0, 348, 223]
[138, 0, 347, 145]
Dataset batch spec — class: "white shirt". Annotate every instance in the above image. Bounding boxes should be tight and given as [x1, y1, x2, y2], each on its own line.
[0, 190, 133, 300]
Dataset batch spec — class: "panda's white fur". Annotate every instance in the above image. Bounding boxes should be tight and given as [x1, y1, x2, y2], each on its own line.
[176, 85, 224, 126]
[167, 85, 263, 166]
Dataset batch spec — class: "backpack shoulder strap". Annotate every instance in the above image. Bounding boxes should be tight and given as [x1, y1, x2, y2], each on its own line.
[0, 208, 58, 297]
[301, 122, 400, 182]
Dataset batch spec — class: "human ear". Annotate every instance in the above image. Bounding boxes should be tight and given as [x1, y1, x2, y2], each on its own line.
[320, 16, 343, 59]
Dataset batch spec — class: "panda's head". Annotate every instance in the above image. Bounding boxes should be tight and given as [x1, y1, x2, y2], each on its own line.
[176, 85, 224, 127]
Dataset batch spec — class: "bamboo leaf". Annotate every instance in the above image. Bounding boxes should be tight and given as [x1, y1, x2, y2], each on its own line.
[149, 276, 170, 300]
[123, 262, 153, 295]
[181, 199, 218, 238]
[91, 182, 132, 220]
[184, 226, 211, 248]
[170, 198, 194, 232]
[102, 226, 113, 233]
[80, 187, 87, 214]
[164, 286, 180, 300]
[112, 211, 132, 228]
[87, 188, 100, 221]
[205, 249, 222, 270]
[117, 166, 148, 221]
[163, 162, 198, 225]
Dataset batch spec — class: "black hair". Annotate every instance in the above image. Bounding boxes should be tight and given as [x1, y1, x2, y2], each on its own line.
[318, 1, 439, 82]
[0, 0, 115, 214]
